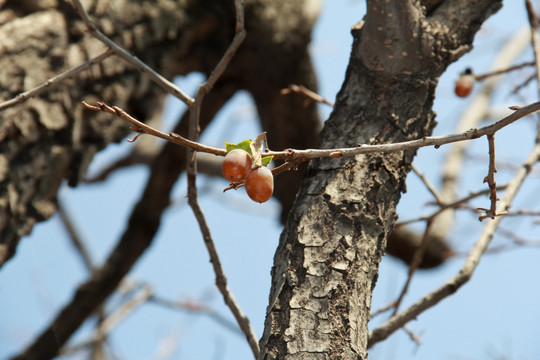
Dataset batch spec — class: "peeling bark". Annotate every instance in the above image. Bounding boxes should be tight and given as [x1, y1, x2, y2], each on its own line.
[258, 1, 502, 358]
[0, 0, 320, 267]
[2, 0, 320, 358]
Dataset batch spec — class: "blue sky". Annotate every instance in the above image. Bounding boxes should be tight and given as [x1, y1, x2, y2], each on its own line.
[1, 1, 539, 360]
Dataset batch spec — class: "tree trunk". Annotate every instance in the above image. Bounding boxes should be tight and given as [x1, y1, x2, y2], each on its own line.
[0, 0, 502, 358]
[258, 1, 501, 358]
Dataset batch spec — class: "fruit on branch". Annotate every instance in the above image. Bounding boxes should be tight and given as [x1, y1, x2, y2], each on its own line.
[245, 166, 274, 203]
[455, 69, 475, 98]
[223, 135, 275, 203]
[222, 148, 252, 182]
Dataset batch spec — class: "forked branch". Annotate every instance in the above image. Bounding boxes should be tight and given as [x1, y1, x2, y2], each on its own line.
[368, 141, 540, 347]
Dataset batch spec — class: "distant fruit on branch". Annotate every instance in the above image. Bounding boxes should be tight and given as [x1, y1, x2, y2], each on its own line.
[455, 69, 475, 98]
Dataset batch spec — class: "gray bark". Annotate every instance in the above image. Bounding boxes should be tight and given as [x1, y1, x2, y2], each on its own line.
[258, 1, 502, 358]
[2, 0, 320, 358]
[0, 0, 502, 359]
[0, 0, 320, 267]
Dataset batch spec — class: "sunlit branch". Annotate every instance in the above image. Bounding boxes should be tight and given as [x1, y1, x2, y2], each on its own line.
[85, 101, 540, 162]
[181, 1, 260, 358]
[478, 134, 501, 220]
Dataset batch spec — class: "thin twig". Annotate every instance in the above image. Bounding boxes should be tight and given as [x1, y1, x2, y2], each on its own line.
[57, 201, 95, 272]
[280, 84, 335, 107]
[411, 164, 444, 204]
[71, 0, 194, 105]
[82, 101, 226, 155]
[435, 26, 531, 241]
[368, 141, 540, 347]
[474, 61, 536, 81]
[501, 209, 540, 217]
[370, 300, 397, 319]
[57, 200, 111, 359]
[525, 0, 540, 92]
[0, 49, 113, 111]
[512, 72, 537, 94]
[186, 196, 260, 357]
[396, 184, 507, 227]
[403, 327, 422, 346]
[62, 285, 153, 355]
[149, 296, 244, 336]
[498, 227, 540, 247]
[182, 1, 259, 358]
[525, 0, 540, 143]
[392, 220, 435, 316]
[479, 134, 501, 220]
[85, 101, 540, 162]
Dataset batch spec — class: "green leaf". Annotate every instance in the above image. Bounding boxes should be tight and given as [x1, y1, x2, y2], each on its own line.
[224, 139, 252, 155]
[261, 156, 273, 166]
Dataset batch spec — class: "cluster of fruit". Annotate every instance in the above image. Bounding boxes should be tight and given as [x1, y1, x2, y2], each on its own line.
[222, 148, 274, 203]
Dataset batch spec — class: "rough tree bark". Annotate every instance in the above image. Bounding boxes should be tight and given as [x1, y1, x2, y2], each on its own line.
[0, 0, 320, 266]
[0, 0, 502, 359]
[2, 0, 320, 358]
[0, 0, 449, 271]
[258, 1, 501, 359]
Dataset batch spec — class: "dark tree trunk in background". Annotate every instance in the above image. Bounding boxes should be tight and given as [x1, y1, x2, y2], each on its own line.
[0, 0, 320, 268]
[0, 0, 501, 359]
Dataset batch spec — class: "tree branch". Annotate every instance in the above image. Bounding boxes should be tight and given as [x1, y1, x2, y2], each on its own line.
[183, 1, 259, 357]
[86, 101, 540, 163]
[368, 141, 540, 347]
[11, 81, 237, 360]
[0, 49, 113, 111]
[71, 0, 194, 105]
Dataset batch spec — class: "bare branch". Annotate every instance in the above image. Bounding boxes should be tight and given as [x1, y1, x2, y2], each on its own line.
[149, 296, 245, 336]
[474, 61, 536, 81]
[281, 84, 335, 107]
[61, 285, 152, 356]
[82, 101, 226, 156]
[435, 25, 532, 240]
[411, 164, 444, 204]
[370, 300, 397, 319]
[57, 201, 95, 273]
[392, 220, 435, 315]
[368, 141, 540, 347]
[478, 134, 502, 220]
[525, 0, 540, 143]
[272, 102, 540, 161]
[525, 0, 540, 96]
[86, 101, 540, 162]
[0, 49, 113, 111]
[70, 0, 194, 105]
[396, 184, 507, 227]
[181, 1, 259, 357]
